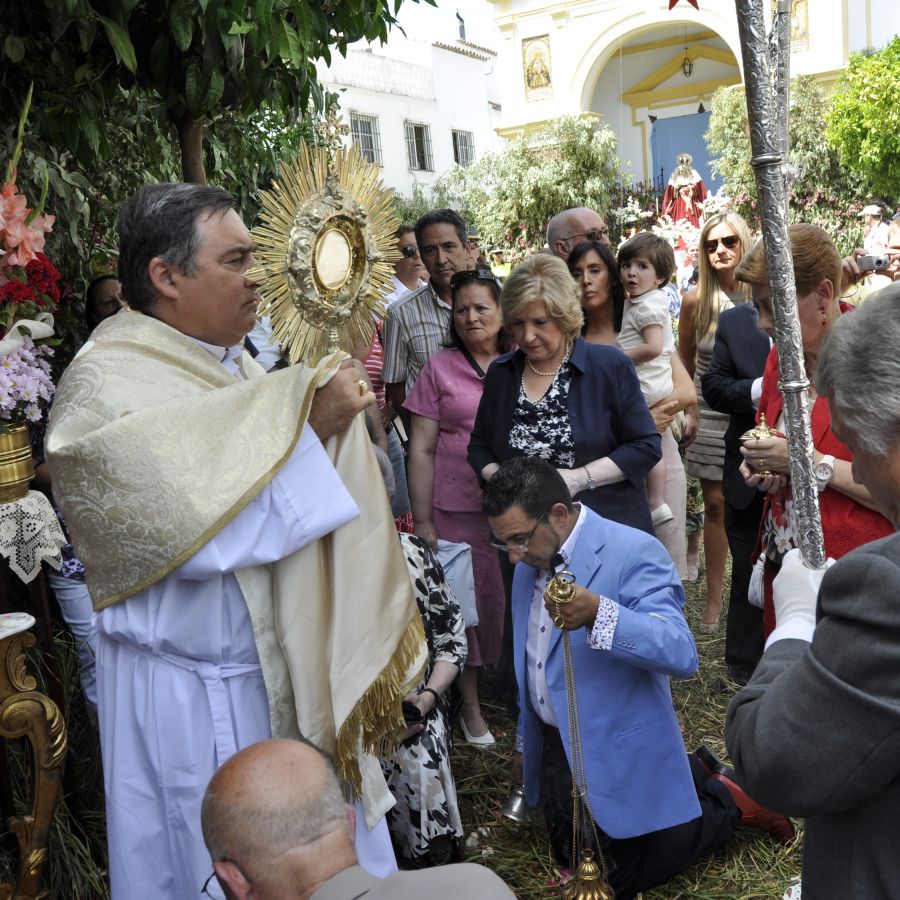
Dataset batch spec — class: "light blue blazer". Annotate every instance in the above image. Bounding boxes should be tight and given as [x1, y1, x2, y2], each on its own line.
[514, 507, 702, 839]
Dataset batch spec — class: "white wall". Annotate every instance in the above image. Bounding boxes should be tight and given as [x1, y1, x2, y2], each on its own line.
[847, 0, 900, 53]
[315, 0, 504, 200]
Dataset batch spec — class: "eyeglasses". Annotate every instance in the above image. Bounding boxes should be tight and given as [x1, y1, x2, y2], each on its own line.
[202, 859, 252, 896]
[489, 513, 546, 554]
[704, 235, 740, 253]
[400, 244, 421, 258]
[450, 269, 500, 290]
[563, 227, 609, 243]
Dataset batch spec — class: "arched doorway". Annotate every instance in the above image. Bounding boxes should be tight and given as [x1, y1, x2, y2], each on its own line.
[583, 23, 740, 189]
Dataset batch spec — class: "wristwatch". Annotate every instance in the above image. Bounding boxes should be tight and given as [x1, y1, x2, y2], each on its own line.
[583, 466, 597, 491]
[814, 454, 836, 492]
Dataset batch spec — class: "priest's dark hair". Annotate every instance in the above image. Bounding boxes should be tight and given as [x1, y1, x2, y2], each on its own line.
[481, 456, 573, 520]
[117, 183, 236, 314]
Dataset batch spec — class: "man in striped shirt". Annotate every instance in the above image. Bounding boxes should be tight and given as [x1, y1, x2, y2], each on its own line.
[383, 208, 472, 431]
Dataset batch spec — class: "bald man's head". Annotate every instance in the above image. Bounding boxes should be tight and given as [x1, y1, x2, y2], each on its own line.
[202, 739, 355, 899]
[546, 207, 610, 260]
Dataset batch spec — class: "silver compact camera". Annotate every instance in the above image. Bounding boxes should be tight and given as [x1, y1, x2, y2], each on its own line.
[858, 254, 889, 272]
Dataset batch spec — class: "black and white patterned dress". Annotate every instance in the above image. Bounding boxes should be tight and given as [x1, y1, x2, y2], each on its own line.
[508, 363, 576, 467]
[381, 534, 467, 862]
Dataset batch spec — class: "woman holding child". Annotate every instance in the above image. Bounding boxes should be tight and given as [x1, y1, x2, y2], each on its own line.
[567, 240, 697, 570]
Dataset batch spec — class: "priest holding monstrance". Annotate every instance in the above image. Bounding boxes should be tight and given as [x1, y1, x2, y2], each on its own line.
[45, 157, 426, 899]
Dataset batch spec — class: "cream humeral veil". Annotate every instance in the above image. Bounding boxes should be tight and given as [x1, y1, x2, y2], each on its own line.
[45, 310, 426, 823]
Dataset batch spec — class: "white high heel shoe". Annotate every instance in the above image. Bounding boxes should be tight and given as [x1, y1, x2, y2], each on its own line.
[459, 706, 495, 746]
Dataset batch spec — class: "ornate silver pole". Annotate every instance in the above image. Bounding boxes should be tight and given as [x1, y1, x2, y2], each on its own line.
[735, 0, 826, 568]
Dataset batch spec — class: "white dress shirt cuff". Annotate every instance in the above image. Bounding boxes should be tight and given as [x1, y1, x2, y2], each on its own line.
[765, 619, 815, 650]
[750, 376, 764, 408]
[587, 595, 619, 651]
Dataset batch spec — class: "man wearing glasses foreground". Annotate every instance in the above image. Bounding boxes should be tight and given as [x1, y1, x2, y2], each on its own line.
[481, 457, 792, 900]
[545, 206, 611, 259]
[201, 738, 515, 900]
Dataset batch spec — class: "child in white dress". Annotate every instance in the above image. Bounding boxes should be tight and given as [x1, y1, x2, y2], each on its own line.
[617, 232, 678, 527]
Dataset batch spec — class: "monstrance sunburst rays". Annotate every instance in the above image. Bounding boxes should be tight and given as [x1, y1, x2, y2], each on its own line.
[247, 143, 400, 366]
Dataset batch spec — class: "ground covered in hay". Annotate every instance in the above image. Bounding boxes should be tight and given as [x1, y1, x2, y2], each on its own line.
[454, 573, 802, 899]
[1, 567, 801, 898]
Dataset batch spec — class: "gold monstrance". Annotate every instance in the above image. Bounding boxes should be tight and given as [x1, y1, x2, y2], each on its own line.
[545, 570, 615, 900]
[247, 141, 400, 366]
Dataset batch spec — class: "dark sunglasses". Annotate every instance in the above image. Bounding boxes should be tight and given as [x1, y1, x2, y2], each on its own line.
[450, 269, 499, 290]
[563, 227, 609, 243]
[400, 244, 421, 258]
[705, 235, 740, 253]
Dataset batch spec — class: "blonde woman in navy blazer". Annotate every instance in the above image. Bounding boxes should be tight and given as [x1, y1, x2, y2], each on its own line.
[468, 254, 661, 533]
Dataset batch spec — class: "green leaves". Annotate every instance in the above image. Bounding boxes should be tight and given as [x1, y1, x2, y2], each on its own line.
[3, 35, 25, 63]
[206, 69, 224, 107]
[826, 38, 900, 199]
[424, 115, 621, 262]
[170, 0, 194, 52]
[1, 0, 428, 200]
[184, 59, 206, 115]
[707, 76, 875, 253]
[98, 16, 137, 73]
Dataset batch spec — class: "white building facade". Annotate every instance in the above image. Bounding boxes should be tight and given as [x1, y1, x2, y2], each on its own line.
[486, 0, 900, 189]
[317, 6, 505, 201]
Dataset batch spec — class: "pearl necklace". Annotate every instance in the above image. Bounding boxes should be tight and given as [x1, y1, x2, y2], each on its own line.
[524, 338, 574, 404]
[526, 338, 574, 378]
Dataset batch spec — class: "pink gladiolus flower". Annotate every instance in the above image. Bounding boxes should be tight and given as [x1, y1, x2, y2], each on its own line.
[3, 218, 46, 268]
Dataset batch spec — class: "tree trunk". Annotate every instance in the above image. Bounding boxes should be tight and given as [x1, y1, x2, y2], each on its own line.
[175, 112, 207, 184]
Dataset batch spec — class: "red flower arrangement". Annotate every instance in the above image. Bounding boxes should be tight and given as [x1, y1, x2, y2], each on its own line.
[0, 85, 59, 427]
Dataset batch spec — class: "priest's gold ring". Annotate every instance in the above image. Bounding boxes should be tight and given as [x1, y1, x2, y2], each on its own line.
[357, 379, 368, 396]
[553, 614, 565, 628]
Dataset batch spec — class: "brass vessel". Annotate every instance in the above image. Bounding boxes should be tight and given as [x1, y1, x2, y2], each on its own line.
[0, 424, 33, 503]
[740, 413, 779, 477]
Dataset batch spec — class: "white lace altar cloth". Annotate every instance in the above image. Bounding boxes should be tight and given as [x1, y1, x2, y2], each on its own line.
[0, 611, 35, 640]
[0, 491, 65, 584]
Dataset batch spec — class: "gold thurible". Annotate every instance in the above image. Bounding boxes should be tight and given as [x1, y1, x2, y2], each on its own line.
[545, 568, 615, 900]
[563, 850, 615, 900]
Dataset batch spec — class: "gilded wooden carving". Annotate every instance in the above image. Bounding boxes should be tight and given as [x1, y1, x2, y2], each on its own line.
[0, 630, 67, 900]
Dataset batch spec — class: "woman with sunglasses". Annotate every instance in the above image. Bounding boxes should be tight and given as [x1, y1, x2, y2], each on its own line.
[405, 267, 509, 745]
[567, 240, 697, 574]
[468, 253, 661, 533]
[678, 212, 753, 634]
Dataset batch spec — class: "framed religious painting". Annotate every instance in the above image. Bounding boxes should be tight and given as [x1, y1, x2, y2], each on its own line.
[523, 35, 552, 102]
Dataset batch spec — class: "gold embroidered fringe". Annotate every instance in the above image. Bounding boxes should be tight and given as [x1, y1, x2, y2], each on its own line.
[335, 611, 426, 792]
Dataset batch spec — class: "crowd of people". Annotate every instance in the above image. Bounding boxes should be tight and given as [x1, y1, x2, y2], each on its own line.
[35, 183, 900, 900]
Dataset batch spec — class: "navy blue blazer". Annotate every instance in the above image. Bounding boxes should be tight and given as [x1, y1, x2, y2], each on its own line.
[700, 304, 770, 510]
[467, 338, 661, 532]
